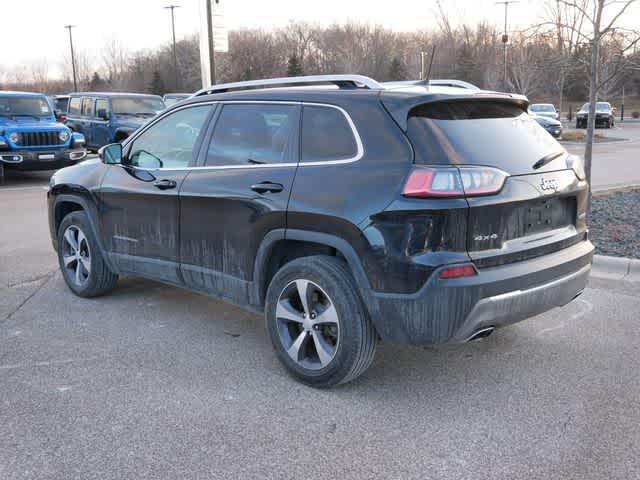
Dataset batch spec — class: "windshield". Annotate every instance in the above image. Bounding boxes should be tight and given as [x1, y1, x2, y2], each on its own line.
[0, 96, 52, 117]
[163, 97, 185, 107]
[530, 104, 554, 112]
[580, 102, 611, 112]
[112, 97, 165, 116]
[407, 101, 562, 175]
[54, 97, 69, 112]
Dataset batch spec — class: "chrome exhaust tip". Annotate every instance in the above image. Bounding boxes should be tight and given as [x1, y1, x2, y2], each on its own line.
[467, 326, 495, 342]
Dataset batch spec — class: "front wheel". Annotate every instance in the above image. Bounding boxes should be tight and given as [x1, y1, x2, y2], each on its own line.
[265, 256, 377, 387]
[57, 211, 118, 297]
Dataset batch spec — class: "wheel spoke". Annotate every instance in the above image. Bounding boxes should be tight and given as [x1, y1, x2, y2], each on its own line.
[74, 261, 82, 284]
[63, 254, 76, 268]
[295, 279, 311, 316]
[276, 299, 304, 324]
[311, 330, 334, 367]
[64, 229, 78, 252]
[313, 303, 338, 326]
[287, 330, 309, 362]
[77, 229, 87, 251]
[79, 255, 91, 274]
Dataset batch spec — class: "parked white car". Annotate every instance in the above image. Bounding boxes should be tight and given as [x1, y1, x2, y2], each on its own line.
[528, 103, 559, 120]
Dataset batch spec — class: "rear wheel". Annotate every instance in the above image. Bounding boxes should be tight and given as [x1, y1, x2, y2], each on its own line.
[265, 256, 377, 387]
[57, 211, 118, 297]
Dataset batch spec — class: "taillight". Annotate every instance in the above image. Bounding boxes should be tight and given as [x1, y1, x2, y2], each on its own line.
[439, 264, 477, 279]
[403, 166, 508, 198]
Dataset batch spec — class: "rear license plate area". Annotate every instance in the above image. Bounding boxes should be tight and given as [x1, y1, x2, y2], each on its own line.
[525, 198, 564, 234]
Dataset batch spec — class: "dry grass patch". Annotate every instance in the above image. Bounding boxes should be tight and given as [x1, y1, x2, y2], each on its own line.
[561, 131, 604, 141]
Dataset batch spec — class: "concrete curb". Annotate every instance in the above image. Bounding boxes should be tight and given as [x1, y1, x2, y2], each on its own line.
[592, 182, 640, 194]
[591, 254, 640, 282]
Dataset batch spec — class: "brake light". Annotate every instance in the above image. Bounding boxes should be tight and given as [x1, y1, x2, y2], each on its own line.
[403, 166, 507, 198]
[439, 265, 477, 279]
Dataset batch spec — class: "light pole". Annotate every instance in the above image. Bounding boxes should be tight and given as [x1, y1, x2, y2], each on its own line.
[64, 25, 78, 91]
[205, 0, 219, 85]
[164, 5, 180, 90]
[496, 1, 518, 90]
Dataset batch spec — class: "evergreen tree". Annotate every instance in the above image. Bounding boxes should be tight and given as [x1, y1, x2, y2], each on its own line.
[148, 70, 165, 96]
[88, 72, 106, 91]
[287, 54, 304, 77]
[388, 57, 407, 81]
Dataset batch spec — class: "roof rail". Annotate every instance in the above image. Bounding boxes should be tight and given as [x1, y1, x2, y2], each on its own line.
[194, 74, 383, 96]
[428, 79, 480, 90]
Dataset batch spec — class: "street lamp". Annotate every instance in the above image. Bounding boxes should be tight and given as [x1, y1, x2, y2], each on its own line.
[495, 1, 519, 90]
[64, 25, 78, 91]
[164, 4, 180, 90]
[205, 0, 220, 85]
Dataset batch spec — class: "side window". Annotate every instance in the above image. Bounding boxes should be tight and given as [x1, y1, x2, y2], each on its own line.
[301, 105, 358, 163]
[95, 99, 109, 118]
[81, 97, 94, 117]
[68, 97, 81, 116]
[206, 103, 298, 166]
[128, 105, 212, 169]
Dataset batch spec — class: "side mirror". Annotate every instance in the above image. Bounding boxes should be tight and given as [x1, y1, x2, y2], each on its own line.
[99, 143, 123, 165]
[97, 108, 109, 121]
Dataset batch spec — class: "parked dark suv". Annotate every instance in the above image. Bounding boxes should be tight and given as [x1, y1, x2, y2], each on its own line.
[576, 101, 614, 128]
[66, 92, 165, 151]
[48, 75, 594, 387]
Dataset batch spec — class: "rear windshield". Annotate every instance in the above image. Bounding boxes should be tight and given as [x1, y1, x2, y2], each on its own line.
[406, 101, 562, 174]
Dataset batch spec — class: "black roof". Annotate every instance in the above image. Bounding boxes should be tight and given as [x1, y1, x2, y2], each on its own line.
[177, 85, 528, 132]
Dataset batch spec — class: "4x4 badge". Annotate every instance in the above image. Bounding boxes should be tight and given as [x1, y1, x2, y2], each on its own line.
[539, 177, 559, 192]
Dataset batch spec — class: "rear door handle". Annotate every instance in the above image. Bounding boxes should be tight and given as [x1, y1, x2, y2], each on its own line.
[154, 179, 177, 190]
[251, 182, 283, 194]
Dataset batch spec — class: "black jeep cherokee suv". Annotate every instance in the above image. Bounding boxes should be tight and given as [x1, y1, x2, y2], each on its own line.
[48, 75, 594, 387]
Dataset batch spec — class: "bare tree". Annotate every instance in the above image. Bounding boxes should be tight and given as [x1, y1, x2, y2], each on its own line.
[550, 2, 637, 185]
[29, 58, 50, 92]
[103, 38, 130, 89]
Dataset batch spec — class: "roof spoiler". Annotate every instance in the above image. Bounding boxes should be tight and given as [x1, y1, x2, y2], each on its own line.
[380, 92, 530, 131]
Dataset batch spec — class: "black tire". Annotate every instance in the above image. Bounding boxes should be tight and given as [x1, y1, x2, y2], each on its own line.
[265, 255, 377, 387]
[57, 210, 118, 298]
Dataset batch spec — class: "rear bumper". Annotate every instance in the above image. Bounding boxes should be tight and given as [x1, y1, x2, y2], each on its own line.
[367, 239, 594, 345]
[0, 148, 87, 171]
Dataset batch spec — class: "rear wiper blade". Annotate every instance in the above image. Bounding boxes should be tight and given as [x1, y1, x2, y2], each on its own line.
[533, 151, 564, 170]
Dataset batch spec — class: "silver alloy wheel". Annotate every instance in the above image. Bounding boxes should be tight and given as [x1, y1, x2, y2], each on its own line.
[276, 279, 340, 370]
[61, 225, 91, 287]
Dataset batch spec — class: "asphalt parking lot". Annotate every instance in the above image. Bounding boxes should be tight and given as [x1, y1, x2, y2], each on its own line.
[1, 135, 640, 479]
[562, 121, 640, 191]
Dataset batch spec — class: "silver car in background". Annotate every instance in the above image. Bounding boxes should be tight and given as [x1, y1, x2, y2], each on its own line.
[528, 103, 559, 120]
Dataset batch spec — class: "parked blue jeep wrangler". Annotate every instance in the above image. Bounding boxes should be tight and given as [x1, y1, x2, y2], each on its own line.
[0, 91, 86, 172]
[65, 93, 165, 151]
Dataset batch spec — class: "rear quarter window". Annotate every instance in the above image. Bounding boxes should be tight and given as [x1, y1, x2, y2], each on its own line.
[301, 105, 358, 163]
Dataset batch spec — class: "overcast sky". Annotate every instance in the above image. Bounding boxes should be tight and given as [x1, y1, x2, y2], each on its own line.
[6, 0, 639, 78]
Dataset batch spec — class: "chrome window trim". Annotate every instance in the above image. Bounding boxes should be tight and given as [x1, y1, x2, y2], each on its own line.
[124, 100, 363, 172]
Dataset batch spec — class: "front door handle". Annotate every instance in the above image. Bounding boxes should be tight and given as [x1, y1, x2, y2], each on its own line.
[251, 182, 283, 194]
[154, 179, 177, 190]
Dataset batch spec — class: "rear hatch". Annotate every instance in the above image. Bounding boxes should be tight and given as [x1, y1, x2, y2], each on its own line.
[404, 99, 588, 268]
